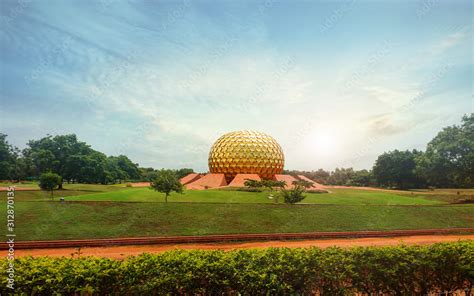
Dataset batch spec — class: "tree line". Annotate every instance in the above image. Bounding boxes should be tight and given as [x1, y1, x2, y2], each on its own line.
[0, 134, 193, 185]
[1, 114, 471, 189]
[286, 114, 473, 189]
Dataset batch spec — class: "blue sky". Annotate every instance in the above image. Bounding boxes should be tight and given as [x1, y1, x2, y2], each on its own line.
[0, 0, 472, 172]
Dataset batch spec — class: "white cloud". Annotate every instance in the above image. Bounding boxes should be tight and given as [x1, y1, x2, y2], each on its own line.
[428, 29, 468, 56]
[2, 1, 471, 172]
[362, 85, 419, 108]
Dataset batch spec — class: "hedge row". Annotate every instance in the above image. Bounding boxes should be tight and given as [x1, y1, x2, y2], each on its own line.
[1, 241, 473, 295]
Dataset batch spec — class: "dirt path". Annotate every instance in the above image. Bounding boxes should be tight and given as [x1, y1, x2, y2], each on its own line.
[325, 185, 410, 193]
[0, 186, 36, 191]
[129, 182, 150, 187]
[11, 235, 473, 259]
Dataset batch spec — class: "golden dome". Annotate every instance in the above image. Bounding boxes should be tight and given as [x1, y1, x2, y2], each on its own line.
[208, 130, 285, 181]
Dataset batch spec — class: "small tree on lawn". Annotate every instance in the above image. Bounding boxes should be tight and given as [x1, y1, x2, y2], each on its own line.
[261, 180, 287, 191]
[292, 180, 313, 189]
[39, 172, 62, 200]
[274, 180, 287, 190]
[150, 169, 184, 203]
[281, 184, 306, 204]
[244, 179, 263, 189]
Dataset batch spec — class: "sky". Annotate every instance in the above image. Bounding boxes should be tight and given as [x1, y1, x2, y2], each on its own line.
[0, 0, 472, 172]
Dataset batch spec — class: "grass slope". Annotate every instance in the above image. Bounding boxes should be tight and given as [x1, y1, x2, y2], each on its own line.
[1, 201, 472, 241]
[57, 188, 442, 205]
[2, 184, 472, 241]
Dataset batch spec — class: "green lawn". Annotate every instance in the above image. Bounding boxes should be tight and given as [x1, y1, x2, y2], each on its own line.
[0, 181, 39, 189]
[1, 201, 472, 241]
[48, 188, 442, 205]
[0, 182, 128, 192]
[1, 184, 472, 241]
[4, 183, 133, 201]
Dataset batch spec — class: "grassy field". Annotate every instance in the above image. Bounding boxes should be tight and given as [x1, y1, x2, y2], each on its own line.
[59, 188, 443, 205]
[1, 183, 472, 240]
[1, 202, 472, 241]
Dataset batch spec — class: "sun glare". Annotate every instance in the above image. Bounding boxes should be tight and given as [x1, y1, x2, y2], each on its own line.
[312, 131, 339, 156]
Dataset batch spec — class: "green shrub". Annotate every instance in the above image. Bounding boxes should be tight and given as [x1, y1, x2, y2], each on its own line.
[306, 189, 328, 194]
[281, 185, 306, 204]
[1, 241, 472, 295]
[237, 186, 263, 192]
[38, 172, 62, 199]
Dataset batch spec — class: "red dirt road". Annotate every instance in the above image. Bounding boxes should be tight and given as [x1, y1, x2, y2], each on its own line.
[0, 187, 36, 191]
[11, 235, 473, 259]
[129, 182, 151, 187]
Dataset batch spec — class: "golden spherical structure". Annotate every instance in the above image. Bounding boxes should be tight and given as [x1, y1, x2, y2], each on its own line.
[208, 130, 284, 181]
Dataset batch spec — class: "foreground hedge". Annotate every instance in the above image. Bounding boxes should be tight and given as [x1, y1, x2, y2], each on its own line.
[1, 241, 473, 295]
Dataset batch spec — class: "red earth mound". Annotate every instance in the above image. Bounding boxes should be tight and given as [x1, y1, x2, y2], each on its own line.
[273, 174, 298, 188]
[296, 175, 325, 188]
[179, 173, 202, 185]
[185, 173, 227, 190]
[228, 174, 261, 187]
[0, 187, 36, 191]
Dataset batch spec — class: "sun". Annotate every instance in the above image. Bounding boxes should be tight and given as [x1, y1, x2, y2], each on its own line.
[312, 131, 339, 156]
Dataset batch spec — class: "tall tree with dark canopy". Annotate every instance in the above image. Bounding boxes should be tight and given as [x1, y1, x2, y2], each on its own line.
[0, 134, 16, 180]
[109, 155, 141, 181]
[415, 114, 473, 188]
[373, 150, 424, 189]
[175, 168, 194, 179]
[0, 134, 26, 181]
[139, 167, 158, 182]
[23, 134, 141, 185]
[327, 168, 355, 185]
[24, 134, 92, 187]
[349, 169, 374, 187]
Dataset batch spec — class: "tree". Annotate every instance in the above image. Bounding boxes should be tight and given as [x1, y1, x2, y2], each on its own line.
[261, 179, 285, 191]
[292, 180, 314, 189]
[150, 169, 184, 203]
[112, 155, 141, 181]
[23, 134, 143, 185]
[139, 167, 158, 182]
[244, 179, 262, 189]
[24, 134, 94, 187]
[311, 169, 331, 184]
[39, 172, 62, 200]
[175, 168, 194, 179]
[348, 169, 374, 187]
[80, 151, 108, 184]
[274, 180, 287, 189]
[0, 134, 18, 181]
[10, 156, 28, 182]
[283, 169, 330, 184]
[372, 150, 424, 189]
[415, 114, 473, 188]
[281, 185, 306, 204]
[327, 168, 355, 185]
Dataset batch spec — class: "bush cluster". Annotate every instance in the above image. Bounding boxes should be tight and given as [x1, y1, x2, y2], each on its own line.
[281, 185, 306, 204]
[1, 241, 472, 295]
[237, 186, 263, 192]
[306, 189, 328, 194]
